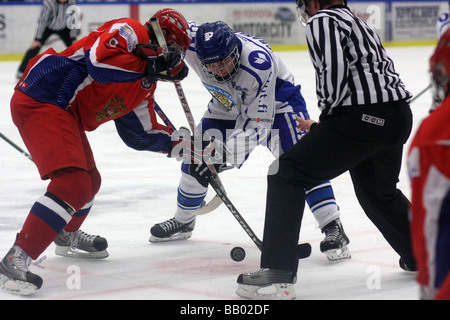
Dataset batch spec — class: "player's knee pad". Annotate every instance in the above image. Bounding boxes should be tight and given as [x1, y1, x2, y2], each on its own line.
[47, 168, 92, 212]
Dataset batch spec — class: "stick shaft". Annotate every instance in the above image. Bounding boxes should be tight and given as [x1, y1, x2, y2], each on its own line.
[0, 132, 33, 162]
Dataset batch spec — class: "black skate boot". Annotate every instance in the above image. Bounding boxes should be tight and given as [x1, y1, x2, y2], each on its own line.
[149, 217, 196, 243]
[236, 268, 297, 300]
[320, 218, 351, 262]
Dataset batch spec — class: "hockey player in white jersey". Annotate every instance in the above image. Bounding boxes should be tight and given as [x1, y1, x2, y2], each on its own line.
[148, 21, 351, 261]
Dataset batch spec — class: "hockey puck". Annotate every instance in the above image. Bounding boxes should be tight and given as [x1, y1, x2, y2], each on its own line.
[297, 243, 312, 259]
[230, 247, 246, 262]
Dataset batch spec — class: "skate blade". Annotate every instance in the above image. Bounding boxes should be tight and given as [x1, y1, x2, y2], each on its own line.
[149, 231, 192, 243]
[55, 246, 109, 259]
[0, 274, 37, 296]
[324, 246, 351, 263]
[236, 283, 296, 300]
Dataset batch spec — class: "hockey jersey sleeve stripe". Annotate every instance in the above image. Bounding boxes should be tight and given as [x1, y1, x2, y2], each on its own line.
[114, 102, 172, 152]
[86, 48, 143, 84]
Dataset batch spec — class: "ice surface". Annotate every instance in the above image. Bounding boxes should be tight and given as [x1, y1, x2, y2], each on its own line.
[0, 46, 434, 300]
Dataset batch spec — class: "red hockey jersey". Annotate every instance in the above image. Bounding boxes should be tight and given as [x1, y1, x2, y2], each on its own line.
[16, 18, 156, 132]
[408, 96, 450, 300]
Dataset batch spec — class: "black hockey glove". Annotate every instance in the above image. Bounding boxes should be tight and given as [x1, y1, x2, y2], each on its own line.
[189, 161, 228, 188]
[135, 43, 183, 83]
[157, 61, 189, 82]
[188, 139, 228, 188]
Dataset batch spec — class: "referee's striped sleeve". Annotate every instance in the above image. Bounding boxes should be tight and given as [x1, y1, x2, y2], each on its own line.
[35, 0, 52, 40]
[305, 7, 411, 115]
[35, 0, 77, 40]
[307, 16, 349, 113]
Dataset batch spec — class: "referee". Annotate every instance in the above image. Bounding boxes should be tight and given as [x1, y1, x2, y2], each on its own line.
[236, 0, 415, 300]
[16, 0, 79, 80]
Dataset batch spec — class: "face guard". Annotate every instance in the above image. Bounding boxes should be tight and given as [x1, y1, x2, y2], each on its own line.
[295, 0, 313, 26]
[201, 46, 240, 83]
[429, 29, 450, 106]
[196, 21, 240, 83]
[145, 8, 191, 58]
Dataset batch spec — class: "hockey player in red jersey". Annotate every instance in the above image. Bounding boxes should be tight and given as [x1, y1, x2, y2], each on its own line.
[0, 8, 191, 296]
[408, 28, 450, 300]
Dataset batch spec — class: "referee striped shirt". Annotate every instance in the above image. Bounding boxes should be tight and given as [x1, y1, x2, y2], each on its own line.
[35, 0, 78, 40]
[305, 5, 412, 116]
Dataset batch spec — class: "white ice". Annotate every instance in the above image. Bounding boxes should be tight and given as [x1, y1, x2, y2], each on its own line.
[0, 45, 434, 300]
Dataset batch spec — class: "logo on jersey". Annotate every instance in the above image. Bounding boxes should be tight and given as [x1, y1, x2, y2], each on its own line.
[141, 78, 153, 89]
[108, 37, 119, 48]
[110, 23, 135, 52]
[203, 82, 235, 111]
[249, 51, 271, 70]
[96, 95, 128, 122]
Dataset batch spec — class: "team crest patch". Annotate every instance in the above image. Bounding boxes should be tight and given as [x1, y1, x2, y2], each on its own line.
[249, 51, 271, 70]
[203, 82, 235, 111]
[96, 95, 128, 122]
[141, 78, 153, 89]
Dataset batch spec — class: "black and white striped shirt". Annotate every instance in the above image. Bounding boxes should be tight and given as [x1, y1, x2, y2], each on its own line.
[306, 5, 412, 116]
[35, 0, 78, 39]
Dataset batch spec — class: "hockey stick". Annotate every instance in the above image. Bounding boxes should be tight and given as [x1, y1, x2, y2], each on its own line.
[154, 101, 223, 215]
[149, 18, 311, 259]
[0, 132, 34, 162]
[154, 102, 176, 132]
[411, 84, 431, 103]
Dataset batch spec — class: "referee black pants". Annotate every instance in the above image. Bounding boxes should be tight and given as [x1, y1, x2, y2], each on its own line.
[261, 100, 414, 273]
[18, 27, 74, 74]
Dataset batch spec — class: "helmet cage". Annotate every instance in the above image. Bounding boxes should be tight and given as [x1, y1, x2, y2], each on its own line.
[295, 0, 313, 26]
[145, 9, 191, 57]
[429, 29, 450, 105]
[430, 63, 449, 105]
[196, 21, 240, 83]
[200, 45, 240, 83]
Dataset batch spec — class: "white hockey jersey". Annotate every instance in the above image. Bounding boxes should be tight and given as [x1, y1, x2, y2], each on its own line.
[186, 21, 306, 166]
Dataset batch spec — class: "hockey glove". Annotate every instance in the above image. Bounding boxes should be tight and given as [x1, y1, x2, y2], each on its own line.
[188, 139, 229, 188]
[157, 61, 189, 82]
[135, 43, 183, 83]
[189, 162, 229, 188]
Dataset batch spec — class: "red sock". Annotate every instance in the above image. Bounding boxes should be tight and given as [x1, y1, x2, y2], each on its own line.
[64, 199, 93, 232]
[16, 213, 58, 260]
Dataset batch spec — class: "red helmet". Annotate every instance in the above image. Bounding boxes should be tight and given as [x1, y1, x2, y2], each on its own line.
[145, 8, 191, 53]
[430, 28, 450, 105]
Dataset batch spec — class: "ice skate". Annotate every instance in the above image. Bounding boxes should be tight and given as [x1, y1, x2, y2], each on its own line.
[0, 245, 43, 296]
[54, 229, 109, 259]
[399, 256, 417, 272]
[149, 218, 196, 243]
[320, 218, 351, 262]
[236, 268, 296, 300]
